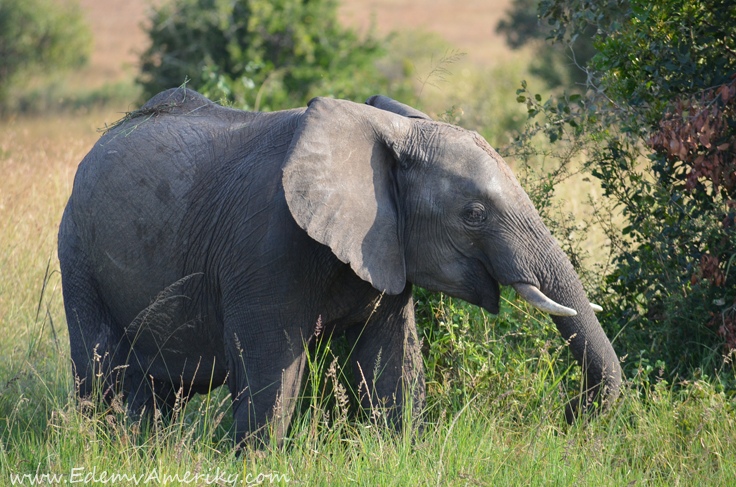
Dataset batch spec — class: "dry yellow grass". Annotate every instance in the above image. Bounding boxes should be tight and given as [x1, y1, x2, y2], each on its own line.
[0, 111, 120, 353]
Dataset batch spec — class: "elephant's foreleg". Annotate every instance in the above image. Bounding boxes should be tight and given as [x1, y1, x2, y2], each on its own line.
[346, 287, 425, 432]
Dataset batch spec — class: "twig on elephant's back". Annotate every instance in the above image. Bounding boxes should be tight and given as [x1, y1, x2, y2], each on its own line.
[97, 102, 181, 136]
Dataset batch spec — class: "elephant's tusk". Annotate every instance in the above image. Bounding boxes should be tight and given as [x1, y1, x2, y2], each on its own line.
[590, 303, 603, 312]
[512, 283, 577, 317]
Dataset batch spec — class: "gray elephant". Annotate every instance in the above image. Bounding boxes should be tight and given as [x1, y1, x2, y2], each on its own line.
[58, 88, 621, 445]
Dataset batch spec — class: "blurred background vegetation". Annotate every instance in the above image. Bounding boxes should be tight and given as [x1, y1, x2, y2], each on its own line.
[1, 1, 735, 472]
[0, 0, 92, 108]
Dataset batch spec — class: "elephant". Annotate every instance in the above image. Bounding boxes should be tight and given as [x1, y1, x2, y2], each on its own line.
[58, 87, 621, 446]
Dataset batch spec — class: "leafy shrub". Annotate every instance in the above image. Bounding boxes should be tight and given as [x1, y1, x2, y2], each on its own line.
[139, 0, 387, 110]
[0, 0, 91, 108]
[507, 0, 736, 380]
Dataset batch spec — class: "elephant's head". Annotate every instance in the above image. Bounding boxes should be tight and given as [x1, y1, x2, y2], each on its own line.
[282, 96, 621, 420]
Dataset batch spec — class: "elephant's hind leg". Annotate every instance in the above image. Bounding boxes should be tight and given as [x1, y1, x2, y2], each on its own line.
[125, 369, 181, 420]
[60, 254, 128, 402]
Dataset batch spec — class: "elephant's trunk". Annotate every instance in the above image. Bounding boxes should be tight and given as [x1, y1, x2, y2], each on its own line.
[524, 242, 621, 422]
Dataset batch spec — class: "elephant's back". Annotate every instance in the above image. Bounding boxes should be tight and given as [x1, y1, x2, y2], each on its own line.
[61, 88, 296, 326]
[70, 89, 265, 213]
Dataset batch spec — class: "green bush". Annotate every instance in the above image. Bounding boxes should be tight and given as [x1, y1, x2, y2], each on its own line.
[139, 0, 388, 110]
[508, 0, 736, 380]
[0, 0, 91, 107]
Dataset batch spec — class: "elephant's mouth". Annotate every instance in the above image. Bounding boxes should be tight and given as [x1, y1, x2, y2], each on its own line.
[467, 259, 501, 315]
[477, 279, 501, 315]
[474, 280, 579, 318]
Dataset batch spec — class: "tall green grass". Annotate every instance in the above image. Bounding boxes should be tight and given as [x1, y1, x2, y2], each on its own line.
[2, 273, 735, 485]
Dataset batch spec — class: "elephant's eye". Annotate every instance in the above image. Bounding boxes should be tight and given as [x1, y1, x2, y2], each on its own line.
[462, 203, 487, 226]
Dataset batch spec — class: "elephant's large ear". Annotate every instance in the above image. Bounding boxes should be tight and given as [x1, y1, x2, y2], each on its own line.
[365, 95, 433, 120]
[282, 97, 412, 295]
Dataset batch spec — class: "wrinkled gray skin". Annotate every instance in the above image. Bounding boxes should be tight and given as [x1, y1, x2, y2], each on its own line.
[58, 88, 621, 446]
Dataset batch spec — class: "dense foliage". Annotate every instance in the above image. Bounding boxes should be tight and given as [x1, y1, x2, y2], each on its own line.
[139, 0, 387, 110]
[510, 0, 736, 378]
[0, 0, 91, 107]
